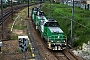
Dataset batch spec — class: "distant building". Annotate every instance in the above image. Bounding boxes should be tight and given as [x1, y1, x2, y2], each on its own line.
[54, 0, 68, 4]
[67, 0, 90, 10]
[87, 0, 90, 4]
[0, 0, 18, 3]
[0, 0, 8, 3]
[54, 0, 60, 3]
[67, 0, 81, 6]
[80, 0, 90, 10]
[9, 0, 18, 2]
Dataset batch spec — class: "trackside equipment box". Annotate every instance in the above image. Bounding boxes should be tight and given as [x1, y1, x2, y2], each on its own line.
[18, 36, 29, 52]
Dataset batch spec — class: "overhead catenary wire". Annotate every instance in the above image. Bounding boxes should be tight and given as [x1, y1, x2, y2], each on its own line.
[72, 20, 88, 29]
[46, 15, 89, 29]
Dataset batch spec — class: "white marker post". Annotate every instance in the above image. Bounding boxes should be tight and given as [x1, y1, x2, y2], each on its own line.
[0, 42, 2, 52]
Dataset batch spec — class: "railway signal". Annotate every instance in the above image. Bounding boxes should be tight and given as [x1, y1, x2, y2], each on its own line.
[18, 36, 29, 52]
[18, 36, 29, 59]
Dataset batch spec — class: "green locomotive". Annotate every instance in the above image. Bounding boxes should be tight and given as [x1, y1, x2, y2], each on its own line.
[31, 7, 67, 50]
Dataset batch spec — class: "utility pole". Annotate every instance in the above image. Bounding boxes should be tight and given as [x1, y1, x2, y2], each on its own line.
[11, 0, 13, 20]
[1, 0, 4, 41]
[28, 0, 30, 17]
[0, 0, 4, 52]
[50, 0, 52, 19]
[70, 0, 74, 46]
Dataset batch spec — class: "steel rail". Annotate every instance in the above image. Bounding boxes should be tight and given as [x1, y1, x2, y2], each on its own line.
[0, 2, 43, 25]
[61, 51, 71, 60]
[0, 11, 12, 25]
[61, 50, 79, 60]
[0, 2, 44, 26]
[68, 50, 79, 60]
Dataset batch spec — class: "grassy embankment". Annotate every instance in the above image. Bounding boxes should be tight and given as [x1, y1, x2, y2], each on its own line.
[8, 7, 33, 52]
[8, 8, 28, 40]
[41, 2, 90, 48]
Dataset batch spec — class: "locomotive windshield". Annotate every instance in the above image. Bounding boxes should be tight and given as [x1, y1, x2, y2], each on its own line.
[33, 7, 39, 11]
[39, 11, 44, 16]
[44, 22, 59, 27]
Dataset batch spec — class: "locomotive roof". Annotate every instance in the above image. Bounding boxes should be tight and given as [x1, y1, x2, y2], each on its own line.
[32, 7, 40, 11]
[48, 27, 63, 33]
[48, 19, 57, 22]
[42, 18, 59, 26]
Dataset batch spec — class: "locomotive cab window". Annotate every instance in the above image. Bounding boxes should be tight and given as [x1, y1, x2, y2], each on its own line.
[34, 12, 37, 15]
[39, 11, 44, 16]
[34, 7, 40, 11]
[44, 22, 59, 27]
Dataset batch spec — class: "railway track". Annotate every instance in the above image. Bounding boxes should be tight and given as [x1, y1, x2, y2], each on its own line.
[61, 50, 77, 60]
[0, 2, 43, 26]
[52, 49, 82, 60]
[48, 49, 80, 60]
[53, 51, 68, 60]
[0, 4, 27, 25]
[63, 50, 80, 60]
[0, 11, 12, 25]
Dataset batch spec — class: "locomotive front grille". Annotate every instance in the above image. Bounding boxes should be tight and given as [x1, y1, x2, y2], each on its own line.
[50, 43, 66, 50]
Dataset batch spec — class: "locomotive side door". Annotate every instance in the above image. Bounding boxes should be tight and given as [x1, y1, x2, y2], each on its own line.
[40, 20, 44, 32]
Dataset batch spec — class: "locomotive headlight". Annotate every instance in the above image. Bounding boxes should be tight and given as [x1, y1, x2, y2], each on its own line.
[58, 36, 60, 38]
[57, 40, 60, 42]
[51, 41, 53, 42]
[63, 40, 65, 43]
[65, 43, 67, 45]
